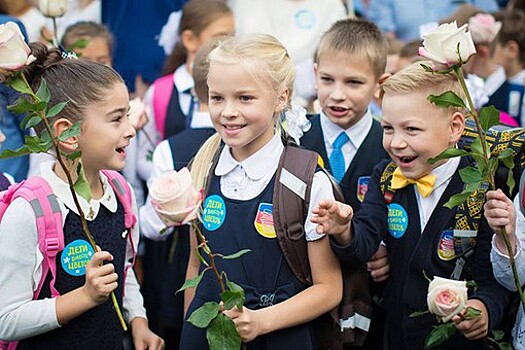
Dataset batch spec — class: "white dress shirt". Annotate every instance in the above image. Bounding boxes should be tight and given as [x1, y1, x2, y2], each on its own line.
[0, 162, 146, 341]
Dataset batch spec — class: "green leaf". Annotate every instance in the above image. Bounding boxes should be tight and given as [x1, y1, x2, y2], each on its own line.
[8, 97, 36, 115]
[58, 121, 81, 142]
[428, 148, 469, 164]
[218, 249, 251, 260]
[47, 101, 68, 118]
[20, 115, 42, 129]
[479, 105, 500, 132]
[65, 149, 82, 160]
[466, 280, 478, 292]
[492, 329, 505, 341]
[458, 166, 482, 184]
[196, 248, 210, 267]
[187, 302, 221, 328]
[444, 191, 473, 209]
[499, 343, 514, 350]
[206, 313, 242, 350]
[424, 323, 457, 349]
[464, 306, 482, 319]
[177, 269, 206, 293]
[497, 148, 515, 160]
[507, 164, 516, 195]
[25, 135, 51, 153]
[67, 38, 89, 51]
[222, 279, 245, 310]
[36, 79, 50, 103]
[74, 162, 92, 202]
[410, 310, 430, 317]
[428, 91, 466, 109]
[5, 75, 32, 95]
[0, 145, 32, 159]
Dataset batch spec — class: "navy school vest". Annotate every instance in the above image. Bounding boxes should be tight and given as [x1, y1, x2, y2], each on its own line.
[485, 80, 525, 126]
[180, 172, 315, 350]
[18, 202, 128, 350]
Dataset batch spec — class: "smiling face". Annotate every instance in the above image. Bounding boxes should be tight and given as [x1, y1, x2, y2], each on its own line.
[77, 82, 136, 174]
[315, 51, 381, 129]
[207, 62, 287, 162]
[381, 91, 465, 179]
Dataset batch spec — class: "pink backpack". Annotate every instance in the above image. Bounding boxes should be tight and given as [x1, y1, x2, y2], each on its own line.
[152, 74, 175, 140]
[0, 170, 137, 350]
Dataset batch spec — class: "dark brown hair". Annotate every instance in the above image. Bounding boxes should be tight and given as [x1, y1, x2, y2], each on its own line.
[162, 0, 232, 75]
[495, 9, 525, 66]
[61, 21, 114, 52]
[19, 42, 123, 133]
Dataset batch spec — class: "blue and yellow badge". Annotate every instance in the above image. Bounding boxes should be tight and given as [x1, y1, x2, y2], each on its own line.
[357, 176, 370, 202]
[61, 239, 95, 276]
[387, 203, 408, 239]
[438, 230, 456, 261]
[202, 195, 226, 231]
[254, 203, 276, 238]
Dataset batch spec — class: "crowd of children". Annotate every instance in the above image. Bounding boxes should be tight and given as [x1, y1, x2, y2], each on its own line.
[1, 0, 525, 349]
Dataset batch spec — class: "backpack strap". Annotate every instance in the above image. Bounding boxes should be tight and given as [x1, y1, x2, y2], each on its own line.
[101, 170, 137, 294]
[520, 171, 525, 216]
[152, 74, 175, 140]
[4, 177, 64, 298]
[273, 145, 319, 285]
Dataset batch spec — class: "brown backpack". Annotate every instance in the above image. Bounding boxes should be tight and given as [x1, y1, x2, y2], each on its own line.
[273, 145, 373, 349]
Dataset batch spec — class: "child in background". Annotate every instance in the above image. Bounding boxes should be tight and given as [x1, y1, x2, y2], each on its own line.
[0, 43, 163, 349]
[484, 189, 525, 350]
[487, 9, 525, 126]
[300, 17, 390, 349]
[139, 39, 221, 350]
[311, 62, 511, 349]
[181, 34, 342, 349]
[61, 21, 114, 67]
[0, 130, 14, 190]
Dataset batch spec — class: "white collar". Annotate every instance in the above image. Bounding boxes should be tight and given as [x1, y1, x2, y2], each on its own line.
[39, 161, 118, 220]
[485, 66, 506, 96]
[215, 133, 283, 180]
[509, 69, 525, 85]
[173, 64, 194, 93]
[190, 110, 214, 129]
[320, 109, 373, 149]
[430, 156, 461, 189]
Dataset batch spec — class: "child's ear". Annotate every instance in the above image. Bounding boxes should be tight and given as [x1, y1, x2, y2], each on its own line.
[53, 118, 79, 152]
[181, 29, 200, 55]
[375, 73, 391, 101]
[449, 111, 465, 144]
[506, 40, 520, 60]
[275, 88, 290, 113]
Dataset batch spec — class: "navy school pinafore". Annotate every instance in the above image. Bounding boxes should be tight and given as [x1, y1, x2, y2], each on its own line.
[179, 171, 315, 350]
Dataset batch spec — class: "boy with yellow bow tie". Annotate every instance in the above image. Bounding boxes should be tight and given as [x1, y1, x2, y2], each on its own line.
[311, 61, 512, 349]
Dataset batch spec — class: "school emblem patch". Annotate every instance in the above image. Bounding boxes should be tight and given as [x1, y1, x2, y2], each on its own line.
[61, 239, 95, 276]
[254, 203, 276, 238]
[437, 230, 456, 261]
[357, 176, 370, 202]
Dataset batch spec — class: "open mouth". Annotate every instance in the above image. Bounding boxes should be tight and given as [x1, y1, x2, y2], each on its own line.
[329, 106, 348, 113]
[399, 156, 417, 164]
[116, 147, 126, 155]
[224, 124, 245, 130]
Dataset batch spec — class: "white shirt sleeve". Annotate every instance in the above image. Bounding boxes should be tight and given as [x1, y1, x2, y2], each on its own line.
[0, 198, 60, 341]
[123, 187, 147, 322]
[139, 140, 175, 241]
[490, 195, 525, 292]
[305, 171, 335, 241]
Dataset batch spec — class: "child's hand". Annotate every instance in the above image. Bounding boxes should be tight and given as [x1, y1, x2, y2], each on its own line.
[452, 299, 488, 340]
[223, 306, 262, 343]
[367, 245, 389, 282]
[83, 250, 118, 305]
[310, 199, 353, 245]
[483, 189, 518, 255]
[131, 317, 165, 350]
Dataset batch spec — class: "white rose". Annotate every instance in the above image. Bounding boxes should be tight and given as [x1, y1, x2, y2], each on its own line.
[39, 0, 68, 18]
[128, 97, 145, 128]
[419, 22, 476, 67]
[0, 22, 36, 70]
[427, 276, 468, 322]
[150, 168, 201, 225]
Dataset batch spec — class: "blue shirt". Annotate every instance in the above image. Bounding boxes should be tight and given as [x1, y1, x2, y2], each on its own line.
[367, 0, 500, 42]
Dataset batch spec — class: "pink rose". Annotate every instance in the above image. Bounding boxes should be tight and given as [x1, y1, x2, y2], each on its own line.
[418, 22, 476, 67]
[427, 276, 468, 322]
[0, 22, 36, 71]
[150, 168, 202, 225]
[468, 14, 501, 44]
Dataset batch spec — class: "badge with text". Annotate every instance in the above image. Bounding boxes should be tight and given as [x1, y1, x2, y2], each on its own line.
[437, 229, 456, 261]
[387, 203, 408, 239]
[357, 176, 370, 202]
[254, 203, 276, 238]
[202, 195, 226, 231]
[61, 239, 95, 276]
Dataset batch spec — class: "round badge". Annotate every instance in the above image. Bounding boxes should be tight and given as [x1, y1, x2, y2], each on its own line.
[61, 239, 95, 276]
[294, 9, 316, 30]
[202, 195, 226, 231]
[437, 230, 456, 261]
[254, 203, 276, 238]
[387, 203, 409, 239]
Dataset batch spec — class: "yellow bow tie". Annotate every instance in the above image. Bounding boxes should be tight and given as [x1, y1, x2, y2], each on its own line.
[391, 168, 436, 197]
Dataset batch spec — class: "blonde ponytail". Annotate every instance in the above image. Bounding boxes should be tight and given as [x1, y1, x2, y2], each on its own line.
[190, 133, 222, 191]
